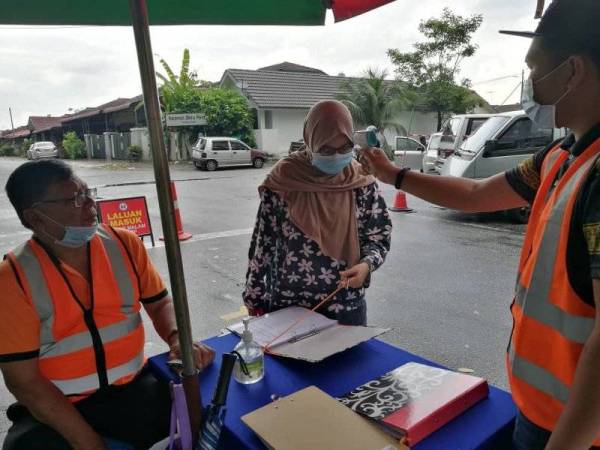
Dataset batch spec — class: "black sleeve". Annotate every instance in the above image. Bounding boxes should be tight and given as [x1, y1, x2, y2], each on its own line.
[580, 162, 600, 279]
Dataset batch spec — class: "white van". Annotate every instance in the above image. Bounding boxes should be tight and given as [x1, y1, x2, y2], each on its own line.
[440, 110, 566, 221]
[425, 113, 493, 173]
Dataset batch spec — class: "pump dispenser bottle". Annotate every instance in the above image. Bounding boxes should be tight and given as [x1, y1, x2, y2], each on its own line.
[233, 318, 264, 384]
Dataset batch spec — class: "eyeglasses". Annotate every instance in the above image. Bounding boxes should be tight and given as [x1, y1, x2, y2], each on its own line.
[318, 140, 355, 156]
[32, 187, 97, 208]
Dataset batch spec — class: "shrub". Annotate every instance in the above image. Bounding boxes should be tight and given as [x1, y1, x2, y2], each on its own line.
[19, 138, 32, 157]
[62, 132, 86, 159]
[128, 145, 143, 162]
[0, 144, 15, 156]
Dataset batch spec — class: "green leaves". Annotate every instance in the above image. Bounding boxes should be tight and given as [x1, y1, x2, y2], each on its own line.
[153, 49, 255, 146]
[337, 68, 407, 159]
[62, 132, 86, 159]
[388, 8, 483, 130]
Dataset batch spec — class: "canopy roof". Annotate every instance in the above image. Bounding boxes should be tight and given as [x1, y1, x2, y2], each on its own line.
[0, 1, 394, 26]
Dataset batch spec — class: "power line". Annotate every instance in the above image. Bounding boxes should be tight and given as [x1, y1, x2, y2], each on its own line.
[471, 74, 521, 85]
[499, 80, 523, 106]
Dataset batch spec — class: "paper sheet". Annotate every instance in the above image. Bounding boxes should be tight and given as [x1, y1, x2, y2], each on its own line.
[228, 306, 338, 347]
[228, 306, 390, 362]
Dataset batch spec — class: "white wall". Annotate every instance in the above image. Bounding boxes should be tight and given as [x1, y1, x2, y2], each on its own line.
[130, 127, 151, 160]
[254, 108, 307, 157]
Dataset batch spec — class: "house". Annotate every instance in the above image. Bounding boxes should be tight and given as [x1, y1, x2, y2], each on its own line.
[0, 126, 31, 148]
[28, 115, 67, 143]
[61, 96, 146, 137]
[220, 62, 493, 156]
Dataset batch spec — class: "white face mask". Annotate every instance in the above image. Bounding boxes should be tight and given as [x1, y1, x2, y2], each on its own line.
[521, 59, 571, 129]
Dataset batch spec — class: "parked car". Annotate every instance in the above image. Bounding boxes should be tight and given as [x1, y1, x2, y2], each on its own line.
[192, 137, 267, 171]
[428, 114, 493, 172]
[440, 110, 566, 222]
[393, 136, 426, 171]
[27, 141, 58, 160]
[422, 133, 453, 173]
[289, 139, 304, 154]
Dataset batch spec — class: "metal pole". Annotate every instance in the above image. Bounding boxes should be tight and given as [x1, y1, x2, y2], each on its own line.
[128, 0, 201, 442]
[407, 107, 415, 135]
[8, 107, 14, 130]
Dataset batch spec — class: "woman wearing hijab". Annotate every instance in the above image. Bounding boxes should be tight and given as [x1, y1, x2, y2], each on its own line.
[242, 100, 392, 326]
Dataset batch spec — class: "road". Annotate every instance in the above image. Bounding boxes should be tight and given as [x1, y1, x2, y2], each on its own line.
[0, 157, 525, 442]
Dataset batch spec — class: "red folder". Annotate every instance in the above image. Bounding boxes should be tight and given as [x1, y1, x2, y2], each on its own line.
[338, 362, 489, 445]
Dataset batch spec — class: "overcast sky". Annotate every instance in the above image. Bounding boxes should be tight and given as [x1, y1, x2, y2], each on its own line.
[0, 1, 540, 131]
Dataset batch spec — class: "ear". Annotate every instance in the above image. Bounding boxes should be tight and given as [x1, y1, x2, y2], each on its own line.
[22, 208, 42, 231]
[567, 55, 589, 90]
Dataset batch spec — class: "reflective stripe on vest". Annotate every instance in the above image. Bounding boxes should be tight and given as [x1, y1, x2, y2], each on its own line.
[541, 146, 566, 180]
[509, 141, 600, 419]
[11, 225, 143, 396]
[53, 349, 144, 396]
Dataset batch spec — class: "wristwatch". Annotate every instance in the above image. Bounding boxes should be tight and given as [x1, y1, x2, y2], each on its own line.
[394, 167, 410, 190]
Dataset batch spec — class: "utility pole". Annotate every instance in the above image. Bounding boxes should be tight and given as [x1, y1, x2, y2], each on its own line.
[520, 69, 525, 100]
[8, 107, 14, 130]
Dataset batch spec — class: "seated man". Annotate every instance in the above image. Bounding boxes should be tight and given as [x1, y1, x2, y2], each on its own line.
[0, 159, 214, 450]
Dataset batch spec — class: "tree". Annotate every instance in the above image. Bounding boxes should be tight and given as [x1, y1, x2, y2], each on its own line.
[336, 68, 408, 158]
[388, 8, 484, 130]
[197, 89, 256, 147]
[156, 48, 212, 113]
[148, 49, 254, 159]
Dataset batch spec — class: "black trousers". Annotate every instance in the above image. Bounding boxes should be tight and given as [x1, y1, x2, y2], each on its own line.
[3, 367, 171, 450]
[513, 411, 600, 450]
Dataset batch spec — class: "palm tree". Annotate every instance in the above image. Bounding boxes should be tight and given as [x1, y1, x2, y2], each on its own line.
[337, 68, 409, 157]
[156, 49, 212, 113]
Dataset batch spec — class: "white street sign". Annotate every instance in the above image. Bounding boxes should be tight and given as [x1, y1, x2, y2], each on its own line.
[166, 113, 207, 126]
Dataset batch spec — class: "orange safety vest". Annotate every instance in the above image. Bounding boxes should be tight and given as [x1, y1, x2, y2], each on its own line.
[7, 225, 145, 401]
[508, 136, 600, 441]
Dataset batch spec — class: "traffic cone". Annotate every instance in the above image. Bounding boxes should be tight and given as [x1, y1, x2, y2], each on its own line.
[389, 190, 414, 213]
[160, 181, 192, 241]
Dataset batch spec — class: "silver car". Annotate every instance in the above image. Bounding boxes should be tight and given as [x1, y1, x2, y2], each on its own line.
[192, 137, 267, 171]
[393, 136, 426, 170]
[27, 141, 58, 160]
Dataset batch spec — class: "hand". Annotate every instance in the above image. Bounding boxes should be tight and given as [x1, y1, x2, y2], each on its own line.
[168, 334, 215, 372]
[339, 262, 370, 289]
[359, 148, 400, 185]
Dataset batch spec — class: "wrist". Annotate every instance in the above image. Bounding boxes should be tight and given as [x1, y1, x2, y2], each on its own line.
[382, 166, 402, 186]
[394, 167, 410, 190]
[166, 329, 179, 348]
[359, 259, 373, 273]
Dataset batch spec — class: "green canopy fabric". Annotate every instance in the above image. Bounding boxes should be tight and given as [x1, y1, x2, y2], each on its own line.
[0, 0, 397, 26]
[1, 1, 327, 26]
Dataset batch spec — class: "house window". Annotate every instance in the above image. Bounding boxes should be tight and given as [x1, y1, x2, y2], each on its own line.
[251, 108, 259, 130]
[264, 110, 273, 129]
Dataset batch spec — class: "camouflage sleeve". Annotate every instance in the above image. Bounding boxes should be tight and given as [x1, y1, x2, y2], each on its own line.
[504, 142, 557, 204]
[581, 162, 600, 279]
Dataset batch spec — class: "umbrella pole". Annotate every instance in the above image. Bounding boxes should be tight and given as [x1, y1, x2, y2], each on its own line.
[128, 0, 202, 444]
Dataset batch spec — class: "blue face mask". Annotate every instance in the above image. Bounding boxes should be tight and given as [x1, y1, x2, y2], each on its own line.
[37, 211, 98, 248]
[312, 152, 354, 175]
[58, 224, 99, 248]
[521, 59, 571, 129]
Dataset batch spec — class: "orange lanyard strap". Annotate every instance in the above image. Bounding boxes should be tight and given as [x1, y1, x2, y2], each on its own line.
[263, 282, 348, 352]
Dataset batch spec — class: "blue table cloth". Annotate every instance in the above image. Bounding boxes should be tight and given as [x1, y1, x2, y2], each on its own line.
[149, 333, 516, 450]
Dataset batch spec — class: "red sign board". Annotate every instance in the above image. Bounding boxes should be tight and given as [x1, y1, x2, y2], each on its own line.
[97, 196, 154, 243]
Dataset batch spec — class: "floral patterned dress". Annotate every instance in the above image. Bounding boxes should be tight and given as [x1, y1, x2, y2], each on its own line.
[242, 182, 392, 325]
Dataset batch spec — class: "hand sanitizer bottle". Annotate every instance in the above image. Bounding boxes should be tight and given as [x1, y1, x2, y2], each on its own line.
[233, 318, 264, 384]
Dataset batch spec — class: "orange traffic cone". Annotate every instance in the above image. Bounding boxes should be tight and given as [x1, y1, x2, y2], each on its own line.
[389, 190, 414, 213]
[160, 181, 192, 241]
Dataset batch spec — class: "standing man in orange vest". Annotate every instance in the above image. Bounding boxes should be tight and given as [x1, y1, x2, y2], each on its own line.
[0, 159, 214, 450]
[361, 0, 600, 448]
